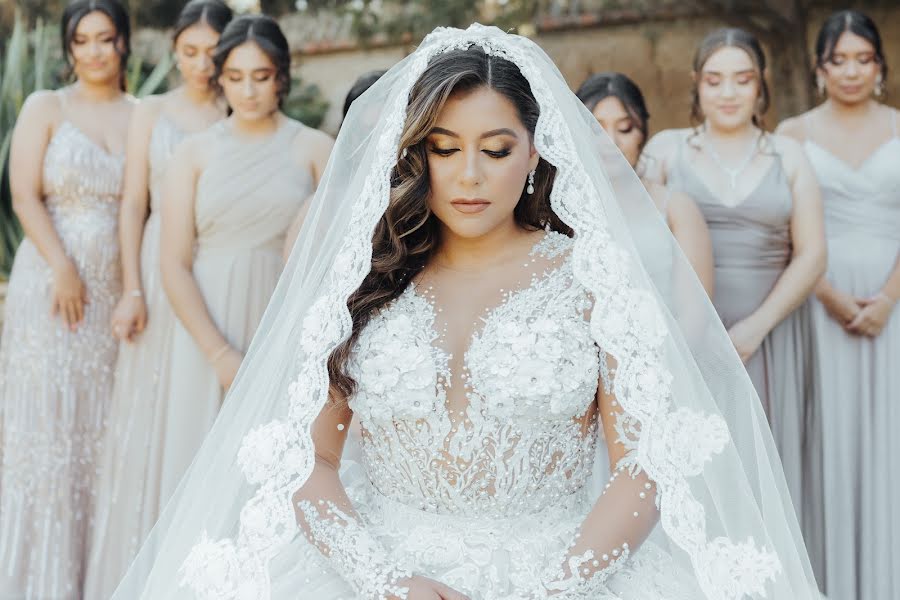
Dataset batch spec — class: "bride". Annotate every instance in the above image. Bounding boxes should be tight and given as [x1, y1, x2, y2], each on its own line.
[114, 25, 820, 600]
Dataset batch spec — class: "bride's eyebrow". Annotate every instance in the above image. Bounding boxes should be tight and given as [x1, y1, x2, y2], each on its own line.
[429, 127, 519, 140]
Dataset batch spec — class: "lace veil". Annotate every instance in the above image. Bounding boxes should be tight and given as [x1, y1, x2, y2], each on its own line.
[113, 24, 820, 599]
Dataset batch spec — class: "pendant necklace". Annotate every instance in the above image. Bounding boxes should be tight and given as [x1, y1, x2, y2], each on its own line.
[704, 128, 761, 190]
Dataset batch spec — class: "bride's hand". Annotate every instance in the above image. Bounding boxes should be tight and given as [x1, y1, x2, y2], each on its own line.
[393, 575, 471, 600]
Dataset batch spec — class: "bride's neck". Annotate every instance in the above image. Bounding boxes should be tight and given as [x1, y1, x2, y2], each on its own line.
[432, 219, 535, 272]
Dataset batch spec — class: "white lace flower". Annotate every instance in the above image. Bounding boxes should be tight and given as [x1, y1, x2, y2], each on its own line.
[698, 537, 781, 600]
[238, 420, 290, 485]
[180, 533, 248, 598]
[300, 296, 342, 354]
[662, 408, 729, 476]
[511, 357, 556, 397]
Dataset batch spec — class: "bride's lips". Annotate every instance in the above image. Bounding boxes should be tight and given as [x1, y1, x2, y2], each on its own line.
[451, 198, 491, 214]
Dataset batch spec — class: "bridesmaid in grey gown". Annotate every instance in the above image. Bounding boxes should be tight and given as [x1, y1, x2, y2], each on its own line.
[0, 2, 133, 597]
[84, 3, 232, 598]
[643, 27, 827, 585]
[778, 11, 900, 600]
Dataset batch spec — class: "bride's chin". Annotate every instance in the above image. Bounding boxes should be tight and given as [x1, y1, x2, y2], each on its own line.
[438, 218, 506, 240]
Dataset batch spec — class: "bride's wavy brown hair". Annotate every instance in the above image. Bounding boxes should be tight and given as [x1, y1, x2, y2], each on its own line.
[328, 45, 571, 401]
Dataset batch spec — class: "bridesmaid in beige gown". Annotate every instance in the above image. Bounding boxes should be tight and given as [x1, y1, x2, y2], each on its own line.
[83, 3, 232, 598]
[643, 28, 827, 585]
[0, 2, 133, 598]
[157, 15, 333, 501]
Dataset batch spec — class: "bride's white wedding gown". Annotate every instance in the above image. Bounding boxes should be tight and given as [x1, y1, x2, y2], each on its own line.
[241, 231, 702, 599]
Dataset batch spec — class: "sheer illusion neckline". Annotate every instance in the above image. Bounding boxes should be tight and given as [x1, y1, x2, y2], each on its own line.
[407, 230, 574, 368]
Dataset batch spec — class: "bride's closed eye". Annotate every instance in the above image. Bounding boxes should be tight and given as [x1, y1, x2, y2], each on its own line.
[429, 146, 458, 157]
[428, 146, 512, 158]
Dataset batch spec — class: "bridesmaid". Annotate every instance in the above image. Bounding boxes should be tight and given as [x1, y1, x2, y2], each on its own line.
[83, 2, 232, 597]
[777, 11, 900, 600]
[157, 15, 333, 501]
[576, 71, 714, 298]
[643, 27, 826, 580]
[0, 1, 133, 597]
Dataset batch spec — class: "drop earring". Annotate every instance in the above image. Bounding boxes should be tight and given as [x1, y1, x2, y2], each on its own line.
[526, 169, 535, 195]
[816, 75, 825, 97]
[875, 75, 885, 98]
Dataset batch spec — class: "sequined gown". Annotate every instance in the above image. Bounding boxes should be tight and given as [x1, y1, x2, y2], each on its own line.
[83, 114, 188, 600]
[804, 113, 900, 600]
[156, 118, 313, 502]
[0, 120, 123, 599]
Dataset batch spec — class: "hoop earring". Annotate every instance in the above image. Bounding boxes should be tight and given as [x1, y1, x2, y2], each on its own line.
[526, 170, 536, 195]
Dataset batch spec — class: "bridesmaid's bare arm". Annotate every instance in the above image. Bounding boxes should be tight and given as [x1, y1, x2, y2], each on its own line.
[160, 136, 240, 388]
[879, 255, 900, 301]
[10, 91, 87, 329]
[731, 135, 826, 357]
[111, 97, 163, 341]
[282, 127, 335, 260]
[773, 115, 806, 142]
[640, 129, 682, 185]
[665, 189, 714, 298]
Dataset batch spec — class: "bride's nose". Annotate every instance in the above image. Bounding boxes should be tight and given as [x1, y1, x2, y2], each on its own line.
[459, 149, 485, 187]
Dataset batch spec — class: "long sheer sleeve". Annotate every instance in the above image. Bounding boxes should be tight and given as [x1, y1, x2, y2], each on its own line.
[291, 400, 411, 600]
[539, 356, 659, 598]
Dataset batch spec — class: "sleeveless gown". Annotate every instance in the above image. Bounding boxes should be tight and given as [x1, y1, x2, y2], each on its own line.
[0, 119, 123, 599]
[156, 118, 313, 502]
[83, 114, 189, 600]
[666, 137, 823, 582]
[804, 113, 900, 600]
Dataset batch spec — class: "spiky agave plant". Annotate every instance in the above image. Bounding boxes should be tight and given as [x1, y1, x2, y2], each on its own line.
[0, 12, 57, 278]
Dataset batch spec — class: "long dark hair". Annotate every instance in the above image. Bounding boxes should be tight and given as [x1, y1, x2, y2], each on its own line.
[212, 15, 291, 106]
[690, 27, 770, 129]
[576, 71, 650, 148]
[327, 46, 570, 400]
[815, 10, 887, 88]
[173, 0, 233, 44]
[61, 0, 131, 91]
[342, 70, 386, 121]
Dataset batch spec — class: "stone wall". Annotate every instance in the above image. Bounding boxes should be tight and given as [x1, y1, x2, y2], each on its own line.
[292, 7, 900, 136]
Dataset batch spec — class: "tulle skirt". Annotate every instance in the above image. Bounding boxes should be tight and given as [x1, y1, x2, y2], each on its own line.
[265, 464, 703, 600]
